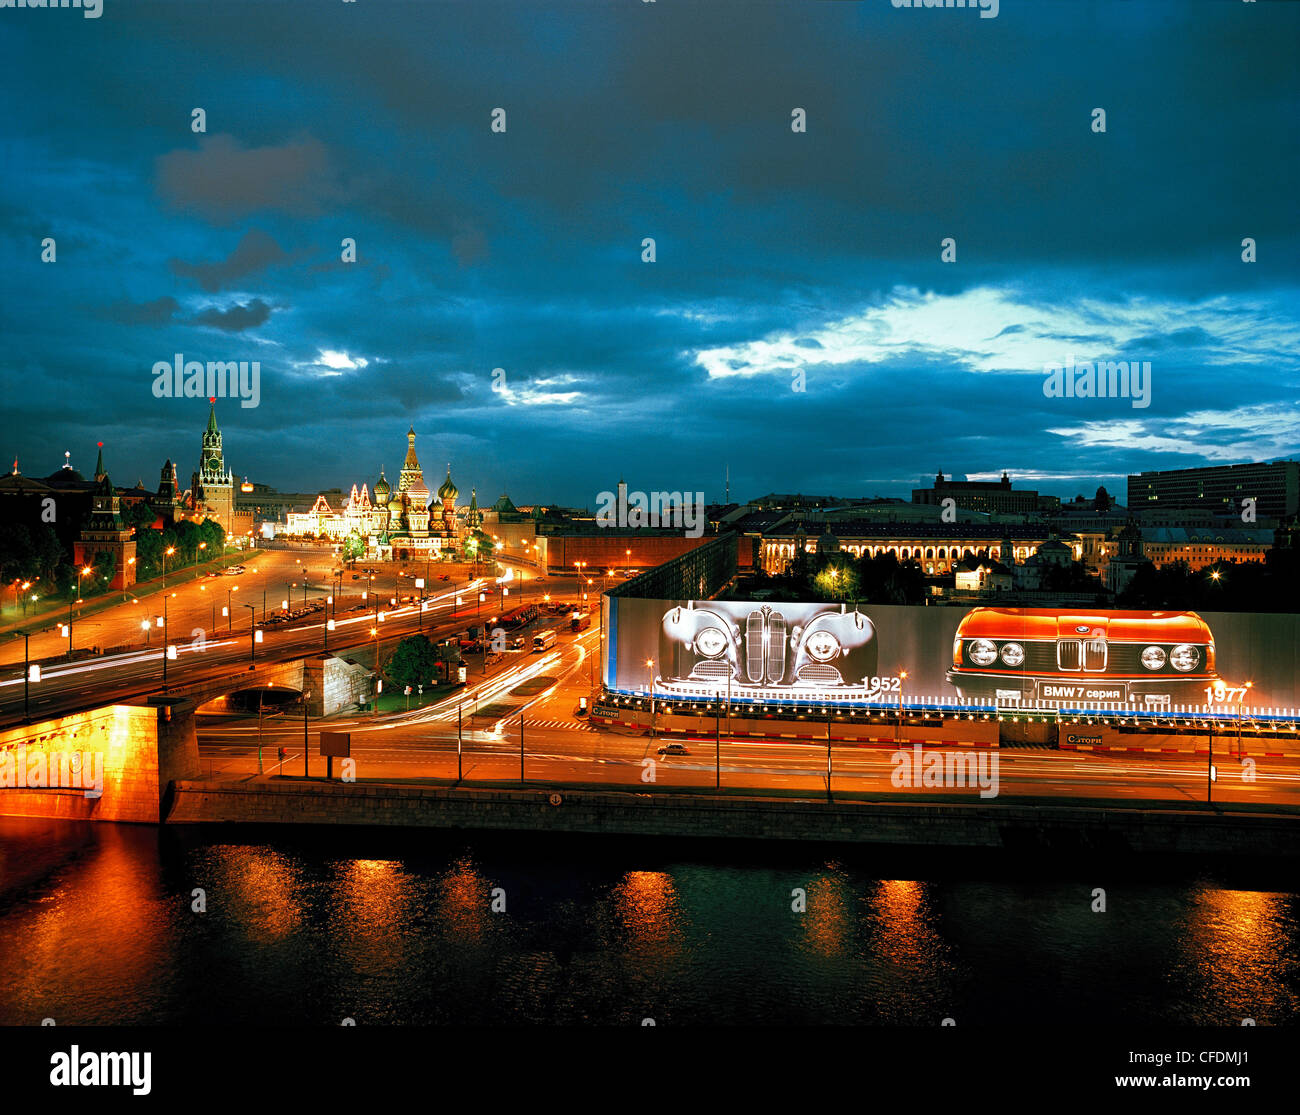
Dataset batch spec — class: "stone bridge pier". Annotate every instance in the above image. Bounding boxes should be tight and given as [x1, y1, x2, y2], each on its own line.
[176, 653, 373, 716]
[0, 698, 200, 824]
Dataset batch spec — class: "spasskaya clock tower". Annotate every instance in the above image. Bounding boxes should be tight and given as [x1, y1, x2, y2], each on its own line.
[191, 398, 235, 535]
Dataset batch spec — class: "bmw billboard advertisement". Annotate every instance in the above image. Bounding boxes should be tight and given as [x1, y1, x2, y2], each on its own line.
[602, 598, 1300, 713]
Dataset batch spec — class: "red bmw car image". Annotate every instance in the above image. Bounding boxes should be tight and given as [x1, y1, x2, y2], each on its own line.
[946, 608, 1219, 706]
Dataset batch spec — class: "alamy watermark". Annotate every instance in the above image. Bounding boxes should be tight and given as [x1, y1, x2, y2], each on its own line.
[1042, 355, 1151, 409]
[1, 0, 102, 18]
[890, 744, 999, 799]
[892, 0, 998, 19]
[152, 353, 260, 408]
[596, 489, 705, 539]
[0, 745, 104, 798]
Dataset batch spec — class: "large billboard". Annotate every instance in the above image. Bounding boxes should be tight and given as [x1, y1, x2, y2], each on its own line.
[602, 598, 1300, 713]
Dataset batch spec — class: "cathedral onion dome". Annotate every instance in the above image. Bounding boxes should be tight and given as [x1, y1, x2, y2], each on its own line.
[437, 466, 458, 502]
[373, 467, 391, 506]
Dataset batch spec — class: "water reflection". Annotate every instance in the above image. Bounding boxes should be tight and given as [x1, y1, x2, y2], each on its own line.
[1174, 887, 1300, 1024]
[0, 819, 1297, 1026]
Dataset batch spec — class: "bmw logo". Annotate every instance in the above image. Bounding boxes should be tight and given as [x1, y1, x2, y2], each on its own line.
[1074, 625, 1090, 633]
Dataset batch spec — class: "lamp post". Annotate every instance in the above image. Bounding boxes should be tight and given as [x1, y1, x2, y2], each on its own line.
[122, 558, 135, 603]
[711, 695, 721, 788]
[826, 708, 833, 801]
[370, 627, 381, 712]
[895, 669, 908, 743]
[20, 632, 35, 722]
[243, 603, 258, 667]
[160, 592, 171, 692]
[646, 658, 656, 735]
[163, 546, 175, 588]
[325, 616, 335, 650]
[194, 540, 206, 574]
[1236, 681, 1253, 762]
[226, 585, 237, 631]
[303, 690, 311, 778]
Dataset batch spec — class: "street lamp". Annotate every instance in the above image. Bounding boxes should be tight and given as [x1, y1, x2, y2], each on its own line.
[645, 657, 656, 735]
[895, 669, 908, 742]
[1236, 680, 1253, 762]
[159, 592, 175, 691]
[243, 603, 259, 667]
[226, 585, 237, 631]
[194, 540, 207, 574]
[18, 631, 38, 722]
[163, 546, 176, 587]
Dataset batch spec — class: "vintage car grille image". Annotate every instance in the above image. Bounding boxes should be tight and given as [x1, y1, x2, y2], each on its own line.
[691, 660, 732, 680]
[745, 611, 765, 684]
[796, 663, 842, 684]
[766, 611, 787, 685]
[1057, 637, 1107, 671]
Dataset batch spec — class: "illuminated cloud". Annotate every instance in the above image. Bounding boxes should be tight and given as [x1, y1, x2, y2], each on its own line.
[691, 287, 1300, 380]
[1048, 405, 1300, 463]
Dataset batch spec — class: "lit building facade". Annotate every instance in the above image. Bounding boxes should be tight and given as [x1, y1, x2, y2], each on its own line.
[282, 427, 466, 561]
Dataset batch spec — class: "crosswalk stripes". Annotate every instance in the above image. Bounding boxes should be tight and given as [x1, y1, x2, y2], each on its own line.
[512, 718, 599, 732]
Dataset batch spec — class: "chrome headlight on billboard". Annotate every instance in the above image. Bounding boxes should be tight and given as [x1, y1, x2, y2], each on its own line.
[1170, 644, 1199, 672]
[968, 639, 998, 668]
[694, 626, 728, 658]
[1141, 645, 1167, 671]
[804, 630, 840, 662]
[999, 642, 1025, 667]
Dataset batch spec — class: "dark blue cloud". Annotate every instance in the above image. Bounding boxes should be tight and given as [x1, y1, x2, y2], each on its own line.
[1, 0, 1297, 509]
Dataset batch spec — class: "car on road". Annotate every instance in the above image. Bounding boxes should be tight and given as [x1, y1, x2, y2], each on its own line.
[509, 636, 526, 651]
[656, 742, 689, 756]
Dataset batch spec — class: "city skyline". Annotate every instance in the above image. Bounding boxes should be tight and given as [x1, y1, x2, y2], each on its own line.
[4, 1, 1298, 505]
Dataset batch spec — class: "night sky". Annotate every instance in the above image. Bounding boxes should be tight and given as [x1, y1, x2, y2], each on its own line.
[3, 0, 1297, 509]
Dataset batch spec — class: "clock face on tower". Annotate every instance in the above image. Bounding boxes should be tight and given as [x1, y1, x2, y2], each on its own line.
[208, 456, 220, 471]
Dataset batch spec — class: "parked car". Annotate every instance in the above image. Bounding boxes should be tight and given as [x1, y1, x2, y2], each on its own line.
[656, 743, 689, 756]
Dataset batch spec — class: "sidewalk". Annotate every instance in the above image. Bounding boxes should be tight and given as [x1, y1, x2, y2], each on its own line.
[0, 550, 246, 638]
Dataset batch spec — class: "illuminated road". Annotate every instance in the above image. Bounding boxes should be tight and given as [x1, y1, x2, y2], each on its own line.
[0, 547, 588, 727]
[195, 625, 1300, 811]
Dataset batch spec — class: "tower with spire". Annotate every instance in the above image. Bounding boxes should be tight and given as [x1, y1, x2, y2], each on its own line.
[74, 448, 137, 591]
[191, 399, 236, 535]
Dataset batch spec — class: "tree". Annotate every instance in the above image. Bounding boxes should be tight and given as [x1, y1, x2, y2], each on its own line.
[385, 634, 440, 689]
[0, 523, 38, 585]
[342, 529, 365, 562]
[852, 551, 926, 604]
[134, 527, 164, 580]
[128, 501, 157, 531]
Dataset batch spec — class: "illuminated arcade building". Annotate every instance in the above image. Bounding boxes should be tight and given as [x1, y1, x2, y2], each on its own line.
[759, 520, 1076, 576]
